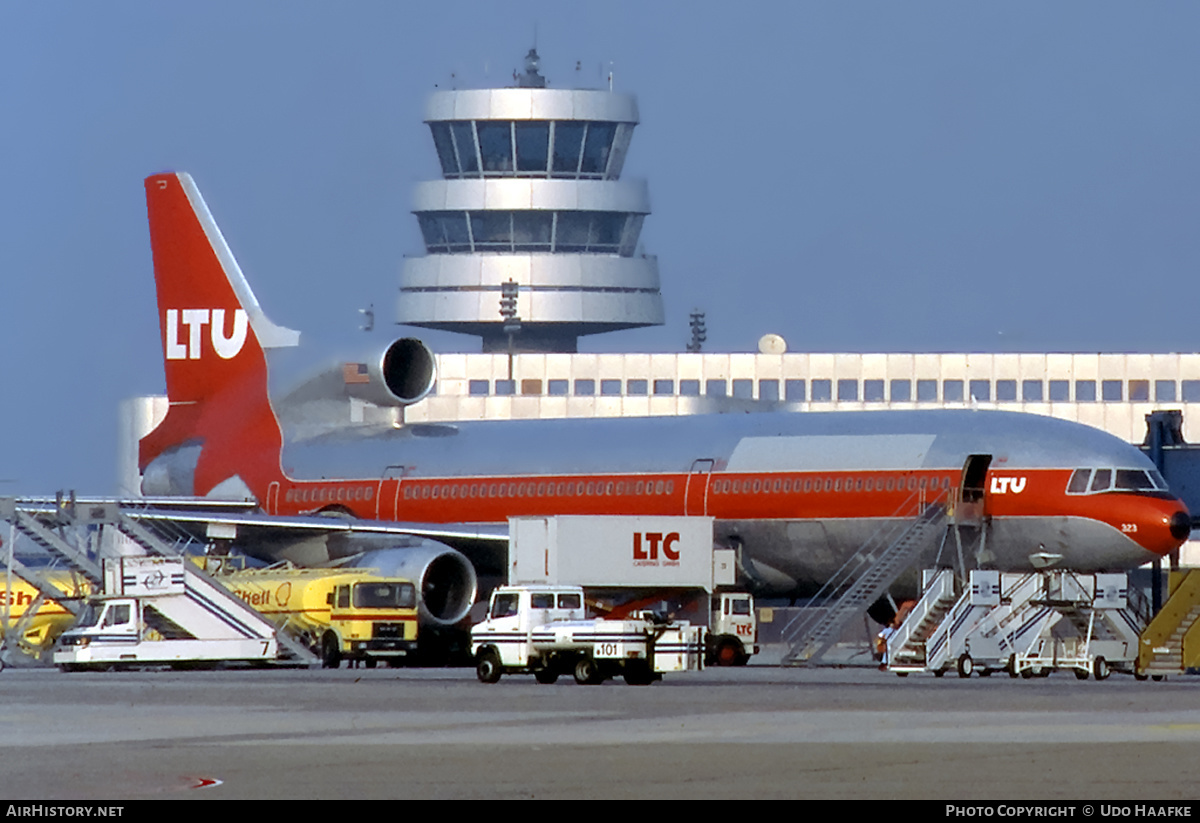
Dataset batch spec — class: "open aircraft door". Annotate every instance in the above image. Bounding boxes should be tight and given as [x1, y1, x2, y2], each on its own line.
[958, 454, 992, 526]
[685, 459, 715, 516]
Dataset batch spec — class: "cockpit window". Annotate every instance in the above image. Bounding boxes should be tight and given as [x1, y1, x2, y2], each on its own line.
[1067, 469, 1092, 494]
[1115, 470, 1156, 491]
[1068, 468, 1165, 495]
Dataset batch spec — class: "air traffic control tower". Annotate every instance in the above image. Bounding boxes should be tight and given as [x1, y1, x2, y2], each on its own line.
[398, 49, 664, 353]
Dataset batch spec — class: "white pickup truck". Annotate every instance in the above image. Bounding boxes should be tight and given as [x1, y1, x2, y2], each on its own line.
[471, 585, 706, 685]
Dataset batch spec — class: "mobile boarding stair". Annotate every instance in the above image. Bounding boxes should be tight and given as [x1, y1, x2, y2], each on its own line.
[887, 569, 1144, 679]
[1, 496, 317, 666]
[1138, 569, 1200, 680]
[780, 491, 948, 666]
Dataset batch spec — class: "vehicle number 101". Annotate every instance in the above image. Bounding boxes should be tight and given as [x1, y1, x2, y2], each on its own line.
[594, 642, 620, 657]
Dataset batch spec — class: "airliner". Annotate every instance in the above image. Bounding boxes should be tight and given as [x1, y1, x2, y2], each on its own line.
[135, 172, 1191, 623]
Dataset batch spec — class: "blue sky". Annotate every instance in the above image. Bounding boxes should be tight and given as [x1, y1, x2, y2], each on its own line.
[2, 2, 1198, 493]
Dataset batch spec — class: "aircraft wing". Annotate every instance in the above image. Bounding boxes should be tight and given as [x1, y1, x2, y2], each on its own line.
[129, 508, 511, 575]
[10, 497, 509, 573]
[130, 507, 509, 545]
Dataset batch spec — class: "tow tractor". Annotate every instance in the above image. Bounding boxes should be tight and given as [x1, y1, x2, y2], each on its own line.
[471, 585, 706, 685]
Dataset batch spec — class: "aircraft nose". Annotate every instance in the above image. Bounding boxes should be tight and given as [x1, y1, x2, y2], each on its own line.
[1169, 509, 1192, 542]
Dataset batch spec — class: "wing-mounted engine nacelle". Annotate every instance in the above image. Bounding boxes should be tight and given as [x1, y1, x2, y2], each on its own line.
[344, 338, 436, 408]
[351, 543, 477, 627]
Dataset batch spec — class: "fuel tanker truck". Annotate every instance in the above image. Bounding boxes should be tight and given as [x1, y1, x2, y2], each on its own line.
[200, 559, 420, 668]
[1, 573, 92, 661]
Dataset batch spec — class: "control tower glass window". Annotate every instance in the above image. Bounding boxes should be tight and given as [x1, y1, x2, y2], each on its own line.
[450, 122, 479, 174]
[515, 122, 550, 172]
[581, 123, 616, 175]
[552, 122, 586, 174]
[477, 122, 514, 172]
[418, 210, 637, 255]
[432, 120, 624, 179]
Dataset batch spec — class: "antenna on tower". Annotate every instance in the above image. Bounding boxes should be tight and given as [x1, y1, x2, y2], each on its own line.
[687, 310, 707, 353]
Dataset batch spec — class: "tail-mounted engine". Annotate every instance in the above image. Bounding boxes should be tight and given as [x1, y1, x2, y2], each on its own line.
[343, 338, 436, 407]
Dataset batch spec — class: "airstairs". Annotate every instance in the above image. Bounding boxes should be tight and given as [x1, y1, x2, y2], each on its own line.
[1139, 569, 1200, 679]
[888, 569, 1146, 678]
[780, 490, 949, 665]
[0, 496, 317, 666]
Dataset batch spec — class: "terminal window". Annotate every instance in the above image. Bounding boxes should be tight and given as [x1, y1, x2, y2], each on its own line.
[1102, 380, 1123, 402]
[1049, 380, 1070, 402]
[1076, 380, 1096, 402]
[653, 379, 674, 396]
[679, 379, 701, 397]
[1184, 380, 1200, 402]
[521, 379, 542, 396]
[758, 380, 780, 402]
[837, 379, 858, 402]
[1128, 380, 1149, 402]
[785, 379, 805, 401]
[811, 379, 832, 402]
[863, 380, 885, 402]
[996, 380, 1017, 402]
[706, 380, 727, 397]
[917, 380, 938, 402]
[890, 380, 912, 402]
[495, 380, 515, 396]
[732, 379, 754, 399]
[468, 379, 490, 396]
[574, 379, 596, 396]
[601, 379, 622, 396]
[627, 379, 648, 396]
[1022, 380, 1043, 402]
[547, 379, 569, 396]
[1156, 380, 1177, 402]
[943, 380, 964, 403]
[969, 380, 990, 402]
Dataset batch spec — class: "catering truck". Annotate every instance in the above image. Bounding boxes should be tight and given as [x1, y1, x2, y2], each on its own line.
[472, 584, 706, 685]
[508, 516, 758, 666]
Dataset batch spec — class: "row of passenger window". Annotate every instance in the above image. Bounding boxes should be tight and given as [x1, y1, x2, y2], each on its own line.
[465, 377, 1200, 402]
[711, 474, 953, 495]
[400, 477, 675, 500]
[430, 120, 619, 179]
[418, 210, 639, 256]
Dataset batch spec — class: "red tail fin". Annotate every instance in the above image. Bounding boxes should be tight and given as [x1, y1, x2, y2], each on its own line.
[139, 173, 299, 501]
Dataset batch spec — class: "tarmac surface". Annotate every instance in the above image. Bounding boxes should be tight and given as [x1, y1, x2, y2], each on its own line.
[3, 649, 1200, 800]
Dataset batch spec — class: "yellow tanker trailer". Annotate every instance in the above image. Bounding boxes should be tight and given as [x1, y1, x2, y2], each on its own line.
[203, 561, 419, 668]
[1, 573, 92, 661]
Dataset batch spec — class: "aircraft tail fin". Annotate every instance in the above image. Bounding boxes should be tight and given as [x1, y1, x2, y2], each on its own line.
[139, 172, 299, 500]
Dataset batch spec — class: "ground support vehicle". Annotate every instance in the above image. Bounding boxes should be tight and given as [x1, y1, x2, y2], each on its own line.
[508, 515, 756, 665]
[887, 569, 1144, 679]
[201, 559, 419, 668]
[706, 590, 757, 666]
[472, 585, 706, 685]
[53, 556, 278, 670]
